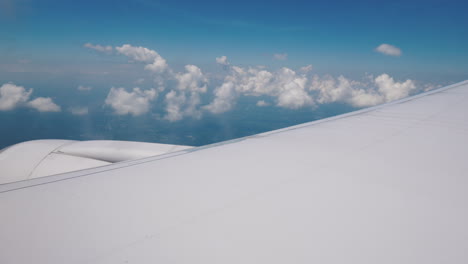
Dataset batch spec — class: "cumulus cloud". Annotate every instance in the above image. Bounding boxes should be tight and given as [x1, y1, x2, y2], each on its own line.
[86, 44, 169, 73]
[92, 44, 210, 120]
[175, 65, 208, 93]
[310, 75, 363, 105]
[0, 83, 61, 112]
[164, 91, 186, 121]
[216, 56, 229, 66]
[310, 74, 416, 107]
[116, 44, 158, 63]
[69, 106, 89, 115]
[77, 85, 92, 91]
[374, 73, 416, 101]
[300, 65, 313, 73]
[203, 81, 237, 114]
[205, 64, 313, 113]
[0, 83, 32, 110]
[116, 44, 169, 74]
[86, 43, 423, 121]
[164, 65, 208, 121]
[273, 53, 288, 61]
[375, 44, 402, 57]
[256, 100, 269, 107]
[84, 43, 113, 53]
[27, 97, 61, 112]
[274, 68, 313, 109]
[105, 87, 157, 116]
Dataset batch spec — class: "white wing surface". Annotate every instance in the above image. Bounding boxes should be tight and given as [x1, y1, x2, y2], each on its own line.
[1, 80, 468, 263]
[0, 140, 192, 184]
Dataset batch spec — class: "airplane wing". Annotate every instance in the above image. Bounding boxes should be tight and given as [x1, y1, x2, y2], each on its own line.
[1, 80, 468, 263]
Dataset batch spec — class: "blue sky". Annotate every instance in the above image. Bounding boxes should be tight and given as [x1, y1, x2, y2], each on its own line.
[0, 0, 467, 147]
[2, 0, 467, 77]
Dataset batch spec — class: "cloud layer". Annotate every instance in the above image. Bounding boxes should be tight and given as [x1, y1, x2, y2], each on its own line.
[85, 43, 424, 121]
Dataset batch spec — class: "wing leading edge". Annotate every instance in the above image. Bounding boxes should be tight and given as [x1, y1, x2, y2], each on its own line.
[1, 80, 468, 263]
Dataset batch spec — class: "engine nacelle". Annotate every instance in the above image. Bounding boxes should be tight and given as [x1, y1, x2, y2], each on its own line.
[0, 140, 192, 184]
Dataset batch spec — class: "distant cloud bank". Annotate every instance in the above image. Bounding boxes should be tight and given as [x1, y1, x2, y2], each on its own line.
[375, 43, 402, 56]
[273, 53, 288, 61]
[77, 85, 92, 91]
[256, 100, 270, 107]
[80, 43, 427, 121]
[0, 83, 61, 112]
[84, 43, 113, 53]
[69, 106, 89, 115]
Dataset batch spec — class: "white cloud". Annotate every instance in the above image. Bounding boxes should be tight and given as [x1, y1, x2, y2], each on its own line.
[205, 66, 267, 114]
[205, 66, 314, 113]
[115, 44, 158, 63]
[164, 91, 186, 121]
[144, 59, 169, 74]
[274, 68, 313, 109]
[277, 82, 313, 109]
[27, 97, 61, 112]
[310, 75, 382, 107]
[374, 73, 416, 101]
[164, 65, 208, 121]
[0, 83, 32, 110]
[216, 56, 229, 66]
[105, 87, 157, 116]
[116, 44, 169, 74]
[94, 44, 210, 120]
[310, 75, 359, 104]
[273, 53, 288, 61]
[375, 44, 402, 57]
[347, 88, 384, 107]
[204, 81, 237, 114]
[69, 106, 89, 115]
[300, 65, 313, 73]
[84, 43, 113, 53]
[310, 74, 416, 107]
[0, 83, 61, 112]
[87, 43, 423, 120]
[86, 43, 169, 73]
[175, 65, 208, 93]
[77, 85, 92, 91]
